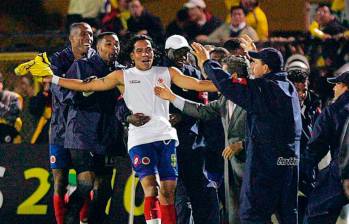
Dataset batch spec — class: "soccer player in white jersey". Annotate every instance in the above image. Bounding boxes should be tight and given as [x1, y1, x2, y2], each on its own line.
[43, 35, 217, 224]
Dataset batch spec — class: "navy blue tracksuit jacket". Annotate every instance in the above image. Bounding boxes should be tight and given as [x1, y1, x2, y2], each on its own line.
[303, 91, 349, 221]
[64, 53, 124, 155]
[49, 47, 96, 146]
[203, 60, 302, 223]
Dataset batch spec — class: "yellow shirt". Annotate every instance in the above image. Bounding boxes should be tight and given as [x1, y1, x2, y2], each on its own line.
[332, 0, 345, 12]
[246, 6, 269, 41]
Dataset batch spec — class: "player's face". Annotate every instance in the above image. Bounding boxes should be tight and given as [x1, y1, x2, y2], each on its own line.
[97, 35, 120, 63]
[131, 40, 154, 71]
[70, 24, 93, 55]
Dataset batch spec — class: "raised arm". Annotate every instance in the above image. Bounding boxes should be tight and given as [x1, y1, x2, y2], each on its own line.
[169, 67, 217, 92]
[44, 70, 124, 93]
[154, 82, 220, 121]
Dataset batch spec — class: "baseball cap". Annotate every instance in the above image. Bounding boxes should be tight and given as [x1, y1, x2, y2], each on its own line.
[184, 0, 206, 9]
[248, 48, 284, 72]
[327, 71, 349, 85]
[165, 35, 191, 50]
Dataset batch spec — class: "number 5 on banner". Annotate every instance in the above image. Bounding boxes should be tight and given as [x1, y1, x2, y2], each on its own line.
[17, 168, 51, 215]
[0, 166, 5, 208]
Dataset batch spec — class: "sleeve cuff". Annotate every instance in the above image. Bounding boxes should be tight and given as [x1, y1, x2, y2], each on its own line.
[171, 96, 185, 111]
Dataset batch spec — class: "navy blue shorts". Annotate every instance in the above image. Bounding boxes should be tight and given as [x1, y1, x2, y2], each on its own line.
[49, 144, 72, 169]
[128, 140, 178, 181]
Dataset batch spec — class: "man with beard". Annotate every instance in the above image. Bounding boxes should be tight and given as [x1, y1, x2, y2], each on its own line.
[42, 34, 217, 224]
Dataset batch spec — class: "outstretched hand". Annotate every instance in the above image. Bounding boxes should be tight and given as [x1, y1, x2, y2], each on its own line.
[154, 82, 176, 101]
[191, 42, 210, 68]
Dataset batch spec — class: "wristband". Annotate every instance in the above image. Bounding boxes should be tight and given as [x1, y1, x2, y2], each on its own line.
[52, 75, 60, 85]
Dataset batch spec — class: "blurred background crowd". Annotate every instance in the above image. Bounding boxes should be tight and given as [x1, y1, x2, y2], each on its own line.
[0, 0, 348, 144]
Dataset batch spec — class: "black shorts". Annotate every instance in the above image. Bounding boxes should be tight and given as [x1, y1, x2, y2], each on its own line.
[70, 149, 112, 176]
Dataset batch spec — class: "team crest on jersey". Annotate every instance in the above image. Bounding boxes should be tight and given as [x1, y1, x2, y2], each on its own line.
[133, 155, 141, 167]
[142, 157, 151, 165]
[171, 154, 177, 168]
[50, 155, 56, 164]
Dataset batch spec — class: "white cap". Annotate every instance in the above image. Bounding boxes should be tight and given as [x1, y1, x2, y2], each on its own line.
[165, 35, 190, 50]
[184, 0, 206, 9]
[287, 61, 309, 71]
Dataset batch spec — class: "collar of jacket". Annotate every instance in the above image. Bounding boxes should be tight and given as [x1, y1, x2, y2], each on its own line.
[263, 71, 288, 81]
[335, 91, 349, 109]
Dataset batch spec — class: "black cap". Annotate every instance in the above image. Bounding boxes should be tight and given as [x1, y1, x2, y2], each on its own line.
[248, 47, 284, 72]
[327, 71, 349, 86]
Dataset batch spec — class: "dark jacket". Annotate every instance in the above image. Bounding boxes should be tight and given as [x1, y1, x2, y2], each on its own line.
[204, 60, 302, 219]
[127, 10, 165, 44]
[64, 53, 125, 154]
[185, 13, 222, 41]
[303, 91, 349, 217]
[49, 47, 88, 145]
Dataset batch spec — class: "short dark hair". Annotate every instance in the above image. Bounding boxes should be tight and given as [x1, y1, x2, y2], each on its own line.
[316, 3, 332, 13]
[222, 56, 250, 78]
[96, 32, 118, 44]
[223, 38, 242, 53]
[69, 22, 90, 35]
[287, 69, 309, 84]
[210, 47, 229, 56]
[230, 6, 245, 14]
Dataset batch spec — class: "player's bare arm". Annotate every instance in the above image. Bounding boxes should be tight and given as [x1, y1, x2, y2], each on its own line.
[169, 67, 217, 92]
[44, 70, 125, 93]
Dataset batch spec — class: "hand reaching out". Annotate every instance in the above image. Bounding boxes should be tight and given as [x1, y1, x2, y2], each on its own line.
[191, 42, 210, 68]
[154, 82, 176, 101]
[240, 34, 257, 52]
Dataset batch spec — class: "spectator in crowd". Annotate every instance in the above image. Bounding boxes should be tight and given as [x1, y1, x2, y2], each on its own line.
[166, 7, 191, 39]
[192, 36, 302, 223]
[311, 4, 347, 68]
[66, 0, 107, 31]
[28, 82, 52, 144]
[302, 71, 349, 224]
[240, 0, 268, 41]
[0, 73, 22, 144]
[183, 0, 222, 42]
[154, 55, 249, 224]
[207, 6, 259, 44]
[223, 38, 246, 56]
[163, 34, 220, 224]
[101, 0, 131, 37]
[127, 0, 165, 44]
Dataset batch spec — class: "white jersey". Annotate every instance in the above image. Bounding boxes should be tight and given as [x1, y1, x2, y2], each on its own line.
[123, 66, 178, 150]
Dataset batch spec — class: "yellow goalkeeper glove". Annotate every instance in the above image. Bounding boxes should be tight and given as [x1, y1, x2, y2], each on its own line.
[14, 52, 54, 77]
